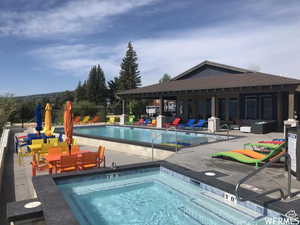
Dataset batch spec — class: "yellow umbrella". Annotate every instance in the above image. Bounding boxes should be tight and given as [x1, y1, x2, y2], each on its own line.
[44, 103, 52, 136]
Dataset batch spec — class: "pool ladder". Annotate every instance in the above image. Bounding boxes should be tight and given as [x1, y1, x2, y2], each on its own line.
[235, 152, 292, 202]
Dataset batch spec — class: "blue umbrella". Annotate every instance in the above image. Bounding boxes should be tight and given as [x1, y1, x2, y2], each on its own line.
[35, 104, 43, 134]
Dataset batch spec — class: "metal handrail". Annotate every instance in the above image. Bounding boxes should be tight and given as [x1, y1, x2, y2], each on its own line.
[235, 152, 291, 201]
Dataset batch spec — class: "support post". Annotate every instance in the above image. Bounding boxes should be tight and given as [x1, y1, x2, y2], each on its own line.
[284, 91, 298, 137]
[288, 91, 295, 119]
[211, 96, 216, 117]
[122, 99, 125, 115]
[157, 96, 165, 128]
[208, 96, 220, 133]
[120, 99, 127, 125]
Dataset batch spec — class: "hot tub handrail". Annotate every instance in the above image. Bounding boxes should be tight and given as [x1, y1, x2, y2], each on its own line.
[235, 152, 291, 202]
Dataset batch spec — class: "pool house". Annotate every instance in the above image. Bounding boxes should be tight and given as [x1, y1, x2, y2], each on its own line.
[118, 60, 300, 130]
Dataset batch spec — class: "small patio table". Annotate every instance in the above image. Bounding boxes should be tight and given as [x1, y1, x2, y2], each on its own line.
[44, 150, 92, 173]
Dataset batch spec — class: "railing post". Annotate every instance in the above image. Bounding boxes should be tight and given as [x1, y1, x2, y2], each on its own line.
[287, 153, 292, 199]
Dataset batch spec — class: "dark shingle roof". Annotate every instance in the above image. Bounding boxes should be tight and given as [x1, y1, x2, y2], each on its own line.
[171, 60, 253, 80]
[118, 72, 300, 95]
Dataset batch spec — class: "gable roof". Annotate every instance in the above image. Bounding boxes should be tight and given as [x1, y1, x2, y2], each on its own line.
[119, 72, 300, 96]
[171, 60, 253, 80]
[118, 61, 300, 96]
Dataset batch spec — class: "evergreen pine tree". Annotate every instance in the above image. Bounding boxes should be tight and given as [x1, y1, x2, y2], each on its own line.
[159, 73, 172, 83]
[108, 77, 120, 103]
[75, 81, 87, 102]
[118, 42, 141, 90]
[86, 65, 107, 105]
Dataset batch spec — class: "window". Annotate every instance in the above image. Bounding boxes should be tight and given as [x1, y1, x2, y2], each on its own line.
[218, 98, 226, 120]
[188, 99, 193, 118]
[245, 96, 257, 119]
[228, 98, 238, 121]
[198, 99, 206, 119]
[206, 98, 211, 119]
[261, 95, 273, 120]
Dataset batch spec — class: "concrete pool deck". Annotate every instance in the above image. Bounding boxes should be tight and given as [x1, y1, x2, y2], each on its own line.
[1, 127, 300, 224]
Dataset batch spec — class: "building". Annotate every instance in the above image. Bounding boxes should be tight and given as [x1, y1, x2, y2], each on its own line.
[118, 61, 300, 129]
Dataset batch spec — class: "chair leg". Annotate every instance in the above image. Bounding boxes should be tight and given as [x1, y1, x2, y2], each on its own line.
[32, 165, 37, 176]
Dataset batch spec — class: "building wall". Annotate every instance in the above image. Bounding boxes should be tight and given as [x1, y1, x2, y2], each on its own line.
[175, 92, 288, 127]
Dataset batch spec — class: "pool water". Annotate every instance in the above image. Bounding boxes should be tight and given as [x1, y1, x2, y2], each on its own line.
[73, 125, 231, 146]
[57, 168, 276, 225]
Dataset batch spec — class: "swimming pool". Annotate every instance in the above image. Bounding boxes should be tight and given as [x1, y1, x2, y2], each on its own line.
[56, 165, 283, 225]
[68, 125, 234, 148]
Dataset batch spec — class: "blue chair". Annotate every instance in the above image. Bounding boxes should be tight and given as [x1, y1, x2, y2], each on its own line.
[15, 136, 28, 153]
[144, 119, 152, 125]
[192, 120, 207, 128]
[58, 133, 64, 142]
[178, 119, 196, 128]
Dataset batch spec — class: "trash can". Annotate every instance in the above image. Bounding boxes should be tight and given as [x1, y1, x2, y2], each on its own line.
[287, 127, 300, 180]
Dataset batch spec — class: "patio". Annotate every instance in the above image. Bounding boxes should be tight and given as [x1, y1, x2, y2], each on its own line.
[1, 127, 300, 224]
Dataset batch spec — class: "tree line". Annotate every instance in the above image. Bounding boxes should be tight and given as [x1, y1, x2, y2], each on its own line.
[4, 41, 173, 126]
[8, 42, 144, 124]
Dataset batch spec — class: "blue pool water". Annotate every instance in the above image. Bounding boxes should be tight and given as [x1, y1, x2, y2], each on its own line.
[73, 125, 231, 146]
[57, 168, 279, 225]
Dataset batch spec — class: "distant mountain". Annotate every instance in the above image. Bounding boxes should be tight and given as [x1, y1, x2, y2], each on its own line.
[15, 90, 74, 102]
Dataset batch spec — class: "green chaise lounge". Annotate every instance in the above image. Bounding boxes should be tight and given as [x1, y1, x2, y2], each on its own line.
[211, 143, 285, 167]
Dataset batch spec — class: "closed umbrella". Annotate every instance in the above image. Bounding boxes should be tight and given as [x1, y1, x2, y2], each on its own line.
[64, 101, 73, 155]
[35, 104, 43, 135]
[44, 103, 52, 136]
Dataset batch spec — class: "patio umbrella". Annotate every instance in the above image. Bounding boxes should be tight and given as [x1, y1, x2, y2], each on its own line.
[64, 101, 73, 155]
[44, 103, 52, 136]
[35, 104, 43, 135]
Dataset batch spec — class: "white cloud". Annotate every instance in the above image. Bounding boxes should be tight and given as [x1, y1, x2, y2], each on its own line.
[30, 18, 300, 85]
[0, 0, 159, 37]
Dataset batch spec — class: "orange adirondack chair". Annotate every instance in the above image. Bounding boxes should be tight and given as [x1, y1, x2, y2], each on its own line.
[31, 154, 38, 176]
[147, 119, 157, 127]
[31, 153, 51, 176]
[71, 145, 80, 154]
[78, 152, 98, 170]
[47, 147, 62, 174]
[74, 116, 81, 124]
[97, 146, 106, 167]
[91, 116, 100, 123]
[56, 155, 78, 173]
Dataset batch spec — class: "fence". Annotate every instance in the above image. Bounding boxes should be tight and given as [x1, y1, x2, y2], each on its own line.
[0, 129, 10, 193]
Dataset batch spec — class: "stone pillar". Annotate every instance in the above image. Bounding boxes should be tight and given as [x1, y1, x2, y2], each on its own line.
[284, 91, 299, 137]
[288, 91, 295, 119]
[120, 99, 127, 125]
[157, 96, 165, 128]
[208, 96, 220, 133]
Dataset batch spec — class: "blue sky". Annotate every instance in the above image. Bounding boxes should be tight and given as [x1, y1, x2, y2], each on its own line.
[0, 0, 300, 96]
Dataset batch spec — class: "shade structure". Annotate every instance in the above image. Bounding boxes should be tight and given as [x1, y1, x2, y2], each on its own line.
[35, 104, 43, 134]
[64, 101, 73, 154]
[44, 103, 52, 136]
